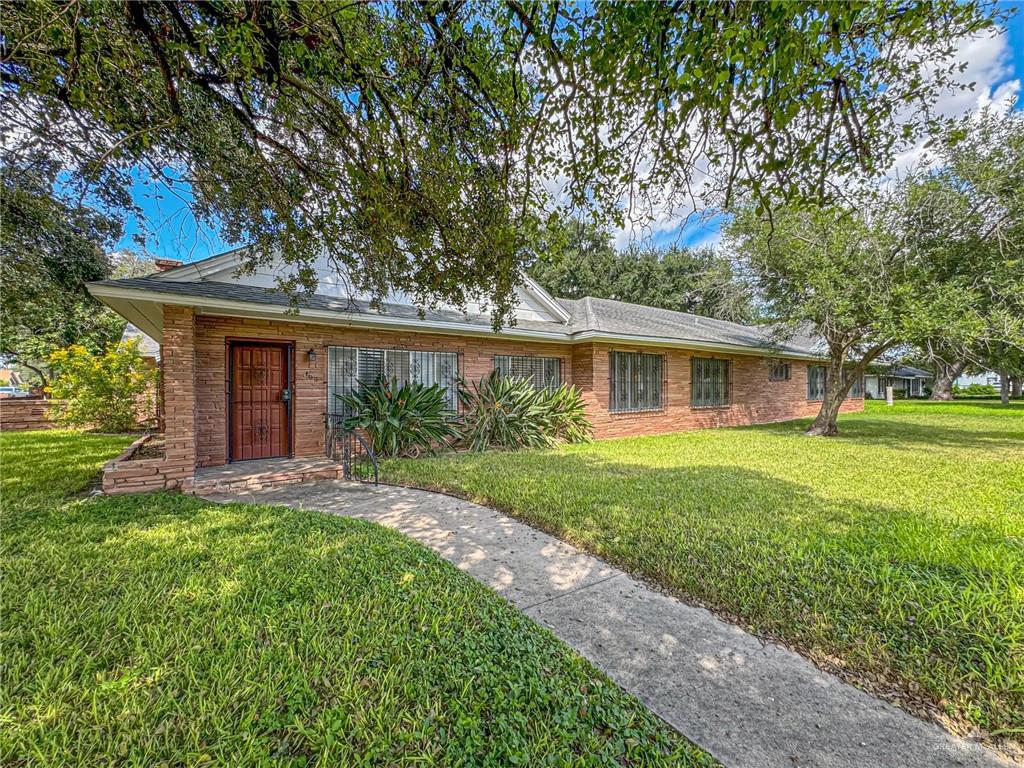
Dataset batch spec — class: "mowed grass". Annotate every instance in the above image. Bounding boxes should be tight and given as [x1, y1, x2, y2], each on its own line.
[383, 401, 1024, 741]
[0, 431, 714, 767]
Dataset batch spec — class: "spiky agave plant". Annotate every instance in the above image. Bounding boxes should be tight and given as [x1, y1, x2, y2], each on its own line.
[339, 378, 459, 458]
[457, 372, 554, 452]
[539, 382, 593, 444]
[458, 373, 594, 451]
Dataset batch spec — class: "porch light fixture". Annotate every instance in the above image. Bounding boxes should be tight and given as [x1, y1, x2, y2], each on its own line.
[307, 348, 317, 362]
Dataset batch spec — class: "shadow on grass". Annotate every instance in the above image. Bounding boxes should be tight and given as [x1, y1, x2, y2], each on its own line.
[380, 451, 1023, 739]
[4, 489, 711, 767]
[831, 419, 1024, 453]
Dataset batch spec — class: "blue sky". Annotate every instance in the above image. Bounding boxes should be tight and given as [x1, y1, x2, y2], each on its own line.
[117, 8, 1024, 262]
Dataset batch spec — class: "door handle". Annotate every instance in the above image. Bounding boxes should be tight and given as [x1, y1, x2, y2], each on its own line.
[281, 388, 291, 402]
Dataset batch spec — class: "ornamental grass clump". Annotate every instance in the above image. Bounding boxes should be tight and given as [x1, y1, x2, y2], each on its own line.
[338, 378, 459, 458]
[458, 373, 591, 452]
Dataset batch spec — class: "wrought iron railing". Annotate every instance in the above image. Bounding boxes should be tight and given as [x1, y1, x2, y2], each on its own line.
[324, 413, 378, 484]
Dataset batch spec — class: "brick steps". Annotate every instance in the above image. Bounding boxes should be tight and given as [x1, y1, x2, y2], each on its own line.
[190, 458, 344, 494]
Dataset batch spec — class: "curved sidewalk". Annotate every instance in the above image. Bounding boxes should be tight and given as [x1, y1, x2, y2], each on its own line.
[201, 481, 1010, 768]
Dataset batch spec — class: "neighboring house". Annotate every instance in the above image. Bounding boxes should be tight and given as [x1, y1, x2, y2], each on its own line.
[120, 322, 162, 427]
[87, 248, 863, 489]
[955, 370, 1000, 388]
[864, 365, 932, 399]
[0, 368, 29, 399]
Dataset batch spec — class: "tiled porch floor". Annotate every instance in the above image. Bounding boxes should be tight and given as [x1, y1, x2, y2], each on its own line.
[192, 456, 344, 493]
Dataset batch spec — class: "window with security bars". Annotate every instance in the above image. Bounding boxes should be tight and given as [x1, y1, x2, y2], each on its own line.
[609, 352, 663, 413]
[807, 365, 827, 401]
[327, 347, 459, 414]
[493, 355, 562, 391]
[768, 362, 791, 381]
[691, 357, 730, 407]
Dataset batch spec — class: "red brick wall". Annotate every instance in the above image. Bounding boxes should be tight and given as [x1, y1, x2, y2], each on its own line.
[181, 314, 864, 466]
[160, 305, 199, 489]
[0, 399, 57, 431]
[573, 342, 863, 439]
[102, 434, 182, 494]
[192, 315, 573, 467]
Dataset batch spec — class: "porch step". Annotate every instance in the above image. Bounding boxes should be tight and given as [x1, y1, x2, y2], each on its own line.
[191, 457, 345, 494]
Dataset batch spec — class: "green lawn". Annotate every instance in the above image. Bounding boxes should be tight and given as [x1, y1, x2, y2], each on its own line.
[0, 431, 714, 767]
[383, 400, 1024, 744]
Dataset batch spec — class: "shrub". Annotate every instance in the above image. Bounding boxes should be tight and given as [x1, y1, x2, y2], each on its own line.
[953, 383, 999, 398]
[542, 382, 592, 444]
[458, 373, 592, 452]
[338, 378, 459, 458]
[46, 340, 157, 432]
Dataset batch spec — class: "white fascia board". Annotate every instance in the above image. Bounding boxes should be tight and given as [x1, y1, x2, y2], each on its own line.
[521, 276, 571, 323]
[569, 331, 827, 361]
[87, 284, 574, 344]
[87, 283, 826, 360]
[151, 246, 251, 282]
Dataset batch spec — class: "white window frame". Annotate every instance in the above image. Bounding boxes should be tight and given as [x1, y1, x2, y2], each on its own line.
[327, 346, 459, 414]
[493, 355, 562, 391]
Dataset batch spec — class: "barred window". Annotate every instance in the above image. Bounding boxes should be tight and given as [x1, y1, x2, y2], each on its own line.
[691, 357, 730, 408]
[807, 365, 827, 401]
[327, 346, 459, 414]
[494, 355, 562, 391]
[609, 352, 663, 413]
[768, 362, 791, 381]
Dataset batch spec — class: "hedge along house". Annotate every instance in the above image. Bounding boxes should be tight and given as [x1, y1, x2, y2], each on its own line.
[87, 248, 864, 492]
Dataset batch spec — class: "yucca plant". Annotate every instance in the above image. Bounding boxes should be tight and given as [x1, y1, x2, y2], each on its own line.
[338, 378, 459, 458]
[540, 382, 593, 444]
[457, 373, 593, 451]
[457, 373, 553, 452]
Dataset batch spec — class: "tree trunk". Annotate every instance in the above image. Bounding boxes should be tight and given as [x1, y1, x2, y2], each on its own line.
[1013, 377, 1023, 399]
[2, 355, 49, 389]
[806, 358, 853, 437]
[1000, 371, 1011, 405]
[929, 360, 966, 401]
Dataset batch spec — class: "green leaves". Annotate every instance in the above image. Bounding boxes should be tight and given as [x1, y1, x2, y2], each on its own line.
[46, 339, 158, 433]
[339, 378, 459, 458]
[457, 372, 592, 452]
[2, 1, 1002, 324]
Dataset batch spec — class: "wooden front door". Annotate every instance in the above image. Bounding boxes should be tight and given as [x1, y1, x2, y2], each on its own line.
[230, 344, 291, 461]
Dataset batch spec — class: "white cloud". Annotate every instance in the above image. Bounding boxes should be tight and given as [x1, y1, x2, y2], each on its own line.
[889, 27, 1018, 175]
[610, 23, 1020, 247]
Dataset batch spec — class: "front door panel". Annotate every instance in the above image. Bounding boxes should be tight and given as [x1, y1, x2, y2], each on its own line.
[230, 345, 289, 461]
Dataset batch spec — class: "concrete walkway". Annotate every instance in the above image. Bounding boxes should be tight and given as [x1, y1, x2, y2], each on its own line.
[201, 481, 1010, 768]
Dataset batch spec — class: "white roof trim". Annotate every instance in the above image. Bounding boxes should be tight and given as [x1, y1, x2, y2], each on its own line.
[87, 283, 572, 344]
[88, 282, 827, 360]
[152, 249, 570, 325]
[571, 331, 826, 361]
[151, 246, 251, 282]
[521, 275, 571, 323]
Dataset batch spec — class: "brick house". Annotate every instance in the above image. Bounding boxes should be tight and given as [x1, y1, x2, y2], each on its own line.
[87, 248, 863, 490]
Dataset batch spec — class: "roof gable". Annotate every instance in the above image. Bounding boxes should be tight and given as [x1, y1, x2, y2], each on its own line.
[151, 247, 569, 325]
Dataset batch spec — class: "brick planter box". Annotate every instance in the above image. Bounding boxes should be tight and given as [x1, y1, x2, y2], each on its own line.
[102, 434, 193, 494]
[0, 398, 58, 431]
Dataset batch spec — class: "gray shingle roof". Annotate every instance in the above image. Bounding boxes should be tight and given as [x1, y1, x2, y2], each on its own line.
[891, 365, 932, 378]
[91, 277, 826, 357]
[556, 296, 824, 357]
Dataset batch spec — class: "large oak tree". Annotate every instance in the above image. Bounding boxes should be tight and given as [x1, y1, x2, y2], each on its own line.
[0, 159, 127, 385]
[1, 1, 1000, 324]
